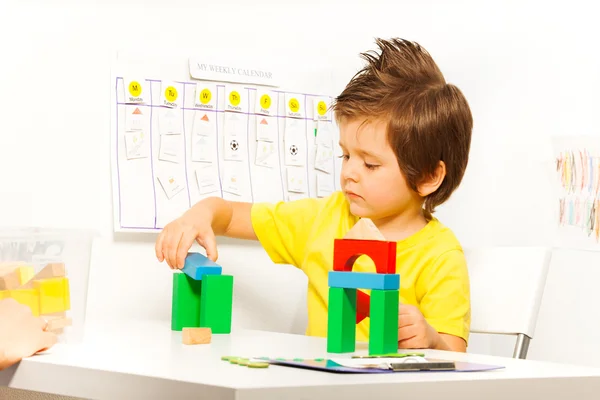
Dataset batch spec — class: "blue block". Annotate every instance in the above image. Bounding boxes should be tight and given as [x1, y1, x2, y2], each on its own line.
[328, 271, 400, 290]
[182, 252, 222, 280]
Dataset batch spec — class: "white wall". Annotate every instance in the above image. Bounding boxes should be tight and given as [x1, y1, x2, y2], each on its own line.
[1, 1, 600, 384]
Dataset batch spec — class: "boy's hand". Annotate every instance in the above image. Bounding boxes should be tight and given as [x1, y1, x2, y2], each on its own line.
[397, 304, 438, 349]
[0, 298, 57, 370]
[155, 209, 218, 270]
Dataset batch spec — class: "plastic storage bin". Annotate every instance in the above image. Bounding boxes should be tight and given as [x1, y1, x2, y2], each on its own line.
[0, 228, 95, 343]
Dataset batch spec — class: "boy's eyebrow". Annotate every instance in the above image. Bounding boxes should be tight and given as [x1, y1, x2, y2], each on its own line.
[338, 142, 382, 159]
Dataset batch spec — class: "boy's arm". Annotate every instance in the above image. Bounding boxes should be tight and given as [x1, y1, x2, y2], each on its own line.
[416, 249, 471, 351]
[156, 197, 257, 268]
[197, 197, 257, 240]
[436, 333, 467, 352]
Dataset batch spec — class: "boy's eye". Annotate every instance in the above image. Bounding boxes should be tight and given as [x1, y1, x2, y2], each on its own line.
[338, 154, 349, 161]
[364, 162, 380, 170]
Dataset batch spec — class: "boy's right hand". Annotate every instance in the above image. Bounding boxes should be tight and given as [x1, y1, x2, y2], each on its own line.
[155, 211, 218, 269]
[0, 298, 57, 370]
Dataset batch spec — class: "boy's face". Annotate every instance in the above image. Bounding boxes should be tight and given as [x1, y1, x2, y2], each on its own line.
[338, 118, 422, 221]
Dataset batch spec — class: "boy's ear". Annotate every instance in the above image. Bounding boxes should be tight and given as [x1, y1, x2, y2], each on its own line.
[417, 161, 446, 197]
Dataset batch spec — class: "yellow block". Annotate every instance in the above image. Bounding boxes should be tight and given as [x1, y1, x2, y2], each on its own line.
[0, 290, 8, 300]
[7, 289, 40, 316]
[15, 266, 35, 286]
[33, 277, 70, 314]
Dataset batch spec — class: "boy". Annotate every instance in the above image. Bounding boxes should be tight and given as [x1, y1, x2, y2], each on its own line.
[155, 38, 473, 352]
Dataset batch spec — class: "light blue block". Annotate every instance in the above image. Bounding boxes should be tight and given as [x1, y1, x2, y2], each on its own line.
[182, 252, 222, 280]
[328, 271, 399, 290]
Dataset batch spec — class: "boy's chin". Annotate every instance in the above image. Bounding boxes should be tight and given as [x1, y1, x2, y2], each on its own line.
[348, 203, 373, 219]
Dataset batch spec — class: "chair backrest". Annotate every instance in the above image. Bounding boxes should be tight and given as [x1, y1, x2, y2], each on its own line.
[464, 246, 552, 339]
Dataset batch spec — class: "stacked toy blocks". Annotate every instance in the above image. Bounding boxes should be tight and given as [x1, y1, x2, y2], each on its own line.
[0, 262, 72, 332]
[327, 220, 400, 355]
[171, 252, 233, 335]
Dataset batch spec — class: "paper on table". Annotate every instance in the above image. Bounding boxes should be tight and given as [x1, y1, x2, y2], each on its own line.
[330, 357, 427, 369]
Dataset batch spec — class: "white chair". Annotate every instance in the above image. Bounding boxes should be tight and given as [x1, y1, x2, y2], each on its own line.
[464, 246, 552, 359]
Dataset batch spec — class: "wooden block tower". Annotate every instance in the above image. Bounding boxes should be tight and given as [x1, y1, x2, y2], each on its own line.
[171, 253, 233, 334]
[327, 219, 400, 355]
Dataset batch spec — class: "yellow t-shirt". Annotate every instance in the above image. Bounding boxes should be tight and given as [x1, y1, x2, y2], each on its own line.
[250, 191, 471, 344]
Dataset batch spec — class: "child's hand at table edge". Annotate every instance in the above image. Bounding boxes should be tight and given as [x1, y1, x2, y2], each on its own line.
[398, 304, 466, 352]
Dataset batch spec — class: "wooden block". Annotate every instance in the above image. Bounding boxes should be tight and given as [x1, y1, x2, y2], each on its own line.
[182, 327, 212, 345]
[171, 272, 202, 331]
[0, 265, 34, 290]
[182, 253, 222, 280]
[329, 271, 400, 290]
[20, 263, 66, 289]
[327, 287, 357, 353]
[0, 262, 27, 276]
[344, 218, 386, 241]
[369, 289, 399, 355]
[46, 317, 72, 331]
[16, 266, 35, 286]
[33, 277, 70, 314]
[0, 271, 20, 290]
[333, 239, 397, 274]
[200, 275, 233, 334]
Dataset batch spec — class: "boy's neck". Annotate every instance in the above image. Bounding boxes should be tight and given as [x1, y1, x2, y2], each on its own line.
[370, 207, 428, 242]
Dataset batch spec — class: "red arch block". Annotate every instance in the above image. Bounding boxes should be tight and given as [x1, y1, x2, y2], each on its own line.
[333, 239, 396, 274]
[333, 239, 397, 323]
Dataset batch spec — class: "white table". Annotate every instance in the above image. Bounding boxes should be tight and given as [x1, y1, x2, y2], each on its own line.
[1, 319, 600, 400]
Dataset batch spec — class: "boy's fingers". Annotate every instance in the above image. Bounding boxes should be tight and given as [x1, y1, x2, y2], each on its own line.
[167, 231, 184, 269]
[38, 331, 58, 353]
[398, 314, 415, 328]
[155, 230, 165, 262]
[201, 232, 218, 262]
[176, 230, 197, 269]
[398, 325, 417, 341]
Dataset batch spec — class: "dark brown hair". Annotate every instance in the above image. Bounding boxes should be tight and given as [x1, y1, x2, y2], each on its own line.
[332, 38, 473, 213]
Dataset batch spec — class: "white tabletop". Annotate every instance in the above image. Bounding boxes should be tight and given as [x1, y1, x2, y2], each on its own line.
[2, 319, 600, 400]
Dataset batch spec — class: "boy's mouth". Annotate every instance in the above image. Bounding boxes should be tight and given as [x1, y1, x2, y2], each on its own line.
[345, 190, 362, 200]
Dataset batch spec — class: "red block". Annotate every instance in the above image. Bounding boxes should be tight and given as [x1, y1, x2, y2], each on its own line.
[333, 239, 396, 274]
[356, 290, 370, 323]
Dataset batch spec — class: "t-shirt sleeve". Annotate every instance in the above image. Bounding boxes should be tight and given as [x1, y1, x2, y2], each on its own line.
[250, 196, 327, 268]
[416, 249, 471, 343]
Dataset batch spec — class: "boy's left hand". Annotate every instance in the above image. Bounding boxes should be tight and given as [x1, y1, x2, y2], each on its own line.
[397, 304, 438, 349]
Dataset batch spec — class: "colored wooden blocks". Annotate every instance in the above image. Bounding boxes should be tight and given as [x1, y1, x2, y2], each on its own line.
[327, 226, 400, 355]
[328, 271, 400, 290]
[182, 253, 222, 280]
[0, 263, 70, 317]
[200, 274, 233, 334]
[333, 239, 396, 274]
[182, 327, 212, 345]
[171, 252, 234, 335]
[171, 272, 203, 331]
[327, 287, 357, 353]
[369, 289, 399, 355]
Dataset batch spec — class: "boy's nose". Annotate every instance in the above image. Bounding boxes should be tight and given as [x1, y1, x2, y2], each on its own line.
[341, 162, 360, 183]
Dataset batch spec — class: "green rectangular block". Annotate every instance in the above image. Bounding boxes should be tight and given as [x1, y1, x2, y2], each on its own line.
[327, 287, 357, 353]
[200, 274, 233, 334]
[171, 272, 202, 331]
[369, 289, 399, 355]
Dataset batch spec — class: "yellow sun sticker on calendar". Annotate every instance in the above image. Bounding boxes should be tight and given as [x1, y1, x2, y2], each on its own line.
[229, 91, 241, 107]
[317, 101, 327, 116]
[260, 94, 272, 110]
[199, 88, 212, 105]
[165, 86, 178, 102]
[288, 98, 300, 113]
[128, 81, 142, 97]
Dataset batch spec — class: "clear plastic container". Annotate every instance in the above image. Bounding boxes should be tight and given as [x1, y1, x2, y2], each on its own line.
[0, 228, 95, 343]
